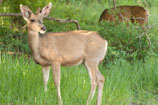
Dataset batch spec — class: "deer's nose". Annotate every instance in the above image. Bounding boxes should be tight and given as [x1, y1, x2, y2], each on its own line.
[41, 27, 46, 31]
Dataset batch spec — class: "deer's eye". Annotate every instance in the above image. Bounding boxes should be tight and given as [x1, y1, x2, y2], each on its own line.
[31, 19, 35, 22]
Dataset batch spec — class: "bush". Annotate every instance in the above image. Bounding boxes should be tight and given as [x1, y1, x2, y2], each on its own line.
[99, 22, 153, 62]
[0, 29, 30, 54]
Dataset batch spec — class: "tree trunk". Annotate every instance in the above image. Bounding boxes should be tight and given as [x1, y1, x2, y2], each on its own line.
[0, 0, 3, 5]
[137, 0, 142, 4]
[97, 0, 101, 3]
[113, 0, 117, 10]
[66, 0, 70, 5]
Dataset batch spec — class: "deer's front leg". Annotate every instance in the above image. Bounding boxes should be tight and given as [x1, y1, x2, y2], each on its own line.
[42, 66, 50, 92]
[52, 62, 63, 105]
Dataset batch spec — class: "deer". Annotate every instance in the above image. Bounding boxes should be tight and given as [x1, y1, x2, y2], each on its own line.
[20, 2, 108, 105]
[99, 5, 149, 25]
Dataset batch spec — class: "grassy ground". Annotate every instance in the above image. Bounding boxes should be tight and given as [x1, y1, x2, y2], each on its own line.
[1, 1, 158, 105]
[1, 55, 158, 105]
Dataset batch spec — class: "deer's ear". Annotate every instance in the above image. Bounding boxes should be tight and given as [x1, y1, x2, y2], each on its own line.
[40, 2, 52, 17]
[20, 4, 33, 21]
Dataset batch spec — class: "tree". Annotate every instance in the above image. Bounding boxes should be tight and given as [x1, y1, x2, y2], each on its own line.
[0, 0, 3, 5]
[66, 0, 70, 5]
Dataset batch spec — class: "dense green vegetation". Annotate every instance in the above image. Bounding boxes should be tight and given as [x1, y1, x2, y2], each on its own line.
[1, 55, 158, 105]
[0, 0, 158, 105]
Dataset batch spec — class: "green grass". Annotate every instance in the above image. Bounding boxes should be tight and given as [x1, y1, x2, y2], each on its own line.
[0, 1, 158, 105]
[1, 55, 158, 105]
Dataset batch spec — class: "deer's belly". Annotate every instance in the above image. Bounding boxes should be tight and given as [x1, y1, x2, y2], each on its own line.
[33, 56, 50, 66]
[61, 58, 83, 66]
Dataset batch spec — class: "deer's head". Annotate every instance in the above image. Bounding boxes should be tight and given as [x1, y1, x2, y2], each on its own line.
[20, 3, 52, 34]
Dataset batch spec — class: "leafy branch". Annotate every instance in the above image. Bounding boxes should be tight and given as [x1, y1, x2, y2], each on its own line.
[138, 23, 158, 48]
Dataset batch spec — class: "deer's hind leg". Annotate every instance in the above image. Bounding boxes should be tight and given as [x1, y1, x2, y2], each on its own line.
[96, 69, 104, 105]
[84, 58, 104, 105]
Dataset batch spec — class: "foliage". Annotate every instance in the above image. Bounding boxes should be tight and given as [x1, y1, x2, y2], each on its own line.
[0, 29, 30, 54]
[0, 0, 158, 104]
[1, 55, 158, 104]
[99, 22, 154, 61]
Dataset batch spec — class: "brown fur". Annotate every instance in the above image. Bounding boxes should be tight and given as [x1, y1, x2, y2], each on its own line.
[99, 5, 149, 25]
[29, 30, 107, 67]
[20, 3, 108, 105]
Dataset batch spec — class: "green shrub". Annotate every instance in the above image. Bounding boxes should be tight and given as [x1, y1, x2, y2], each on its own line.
[0, 30, 30, 54]
[99, 22, 152, 62]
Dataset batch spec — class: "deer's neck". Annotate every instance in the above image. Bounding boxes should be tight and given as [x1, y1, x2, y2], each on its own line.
[27, 30, 50, 66]
[28, 30, 40, 55]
